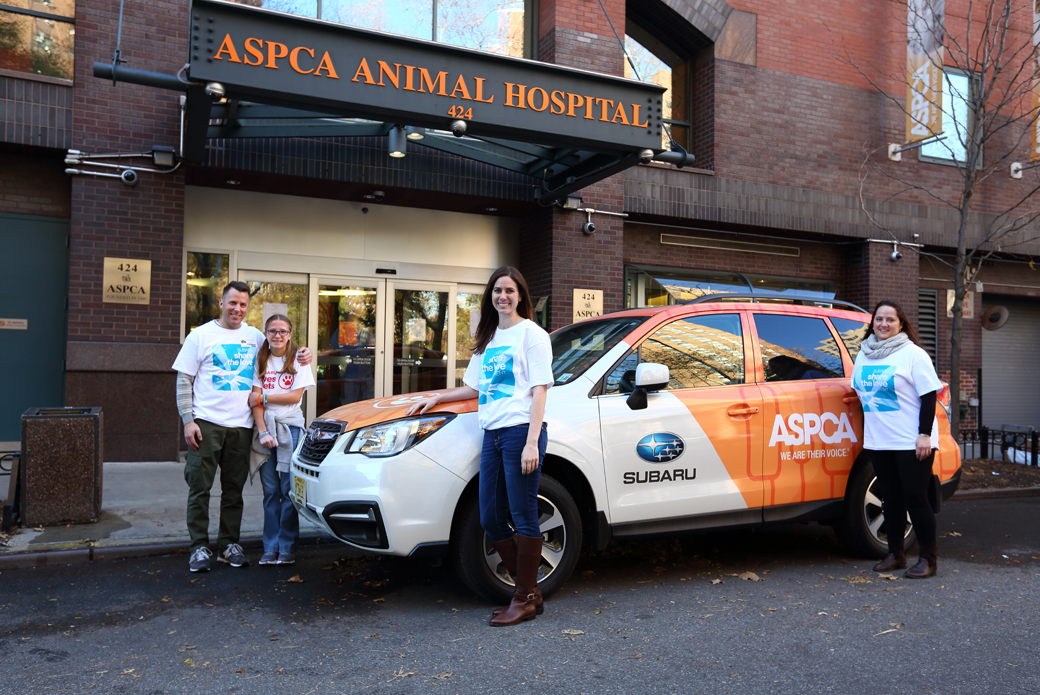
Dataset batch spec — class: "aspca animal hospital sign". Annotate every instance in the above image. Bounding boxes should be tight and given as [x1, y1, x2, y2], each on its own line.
[187, 0, 665, 152]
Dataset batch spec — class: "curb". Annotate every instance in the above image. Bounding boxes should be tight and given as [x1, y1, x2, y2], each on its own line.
[0, 532, 338, 571]
[950, 485, 1040, 500]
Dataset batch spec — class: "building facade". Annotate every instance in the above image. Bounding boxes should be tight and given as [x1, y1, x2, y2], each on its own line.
[2, 0, 1038, 460]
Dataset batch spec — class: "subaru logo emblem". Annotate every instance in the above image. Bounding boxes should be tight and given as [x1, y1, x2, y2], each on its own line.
[636, 433, 685, 463]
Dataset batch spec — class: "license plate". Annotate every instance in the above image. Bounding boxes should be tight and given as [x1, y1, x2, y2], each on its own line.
[293, 475, 306, 506]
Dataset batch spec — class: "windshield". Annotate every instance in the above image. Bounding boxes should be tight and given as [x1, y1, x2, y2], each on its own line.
[551, 316, 649, 385]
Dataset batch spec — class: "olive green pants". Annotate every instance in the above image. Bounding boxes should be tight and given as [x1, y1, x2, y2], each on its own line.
[184, 419, 252, 552]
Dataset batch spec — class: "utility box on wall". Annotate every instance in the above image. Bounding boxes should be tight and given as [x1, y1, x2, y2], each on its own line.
[20, 407, 103, 526]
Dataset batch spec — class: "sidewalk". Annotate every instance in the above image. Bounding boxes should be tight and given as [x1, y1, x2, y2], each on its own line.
[0, 461, 330, 570]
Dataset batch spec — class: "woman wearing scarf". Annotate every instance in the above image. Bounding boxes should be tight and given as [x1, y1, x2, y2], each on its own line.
[852, 300, 943, 579]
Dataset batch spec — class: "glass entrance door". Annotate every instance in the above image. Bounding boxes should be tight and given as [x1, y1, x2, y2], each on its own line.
[387, 282, 453, 396]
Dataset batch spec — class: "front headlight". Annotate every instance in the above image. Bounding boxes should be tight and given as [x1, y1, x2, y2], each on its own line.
[346, 415, 455, 457]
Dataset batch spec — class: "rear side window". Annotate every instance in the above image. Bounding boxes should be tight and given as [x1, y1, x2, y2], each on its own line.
[830, 317, 869, 361]
[636, 314, 745, 390]
[754, 314, 844, 381]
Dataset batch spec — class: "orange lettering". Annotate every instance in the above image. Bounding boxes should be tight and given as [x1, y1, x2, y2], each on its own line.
[418, 68, 448, 95]
[403, 65, 418, 91]
[631, 104, 649, 128]
[351, 57, 375, 84]
[314, 52, 338, 78]
[377, 61, 401, 88]
[611, 101, 630, 125]
[243, 38, 264, 66]
[266, 42, 288, 69]
[474, 77, 494, 103]
[450, 74, 472, 100]
[213, 34, 241, 63]
[596, 98, 613, 121]
[290, 46, 315, 74]
[505, 82, 527, 108]
[550, 90, 565, 114]
[526, 87, 549, 112]
[584, 95, 595, 120]
[566, 93, 583, 117]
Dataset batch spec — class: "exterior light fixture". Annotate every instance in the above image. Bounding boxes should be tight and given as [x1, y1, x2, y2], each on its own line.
[405, 126, 425, 141]
[388, 125, 407, 158]
[561, 194, 582, 210]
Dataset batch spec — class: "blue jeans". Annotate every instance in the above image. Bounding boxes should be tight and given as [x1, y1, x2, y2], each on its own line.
[479, 423, 547, 541]
[260, 425, 301, 554]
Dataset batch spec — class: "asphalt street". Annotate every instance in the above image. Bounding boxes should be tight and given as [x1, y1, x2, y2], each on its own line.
[0, 496, 1037, 695]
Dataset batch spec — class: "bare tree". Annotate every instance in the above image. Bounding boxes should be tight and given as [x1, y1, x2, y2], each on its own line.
[841, 0, 1040, 436]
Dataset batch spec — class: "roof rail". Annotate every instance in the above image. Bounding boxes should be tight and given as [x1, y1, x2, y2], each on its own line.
[685, 293, 868, 313]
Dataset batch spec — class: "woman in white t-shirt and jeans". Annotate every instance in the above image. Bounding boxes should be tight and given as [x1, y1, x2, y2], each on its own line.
[408, 266, 554, 626]
[248, 314, 315, 566]
[852, 300, 942, 579]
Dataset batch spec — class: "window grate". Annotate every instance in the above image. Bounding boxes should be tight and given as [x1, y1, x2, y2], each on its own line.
[919, 289, 939, 365]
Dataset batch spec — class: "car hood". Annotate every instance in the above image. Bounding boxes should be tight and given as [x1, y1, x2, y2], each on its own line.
[319, 391, 479, 431]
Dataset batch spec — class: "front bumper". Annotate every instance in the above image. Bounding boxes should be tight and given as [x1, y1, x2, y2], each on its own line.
[290, 446, 468, 557]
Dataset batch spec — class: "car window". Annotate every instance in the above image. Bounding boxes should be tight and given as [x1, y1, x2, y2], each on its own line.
[551, 316, 648, 385]
[622, 314, 745, 391]
[829, 316, 869, 361]
[754, 314, 844, 381]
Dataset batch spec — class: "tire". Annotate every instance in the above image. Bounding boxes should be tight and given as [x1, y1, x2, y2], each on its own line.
[450, 474, 583, 604]
[837, 460, 917, 559]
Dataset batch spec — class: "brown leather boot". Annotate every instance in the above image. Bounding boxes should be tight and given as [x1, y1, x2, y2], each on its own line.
[490, 535, 543, 627]
[490, 536, 544, 617]
[905, 546, 937, 579]
[873, 537, 907, 572]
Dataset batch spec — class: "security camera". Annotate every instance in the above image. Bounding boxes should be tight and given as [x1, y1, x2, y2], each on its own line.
[204, 82, 225, 98]
[639, 149, 654, 165]
[582, 221, 596, 235]
[890, 249, 903, 262]
[120, 169, 139, 187]
[450, 119, 467, 137]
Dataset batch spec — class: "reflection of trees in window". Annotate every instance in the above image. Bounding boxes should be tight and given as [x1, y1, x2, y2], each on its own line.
[755, 314, 844, 381]
[829, 318, 868, 361]
[624, 24, 689, 151]
[641, 317, 744, 389]
[0, 10, 74, 80]
[395, 289, 448, 355]
[185, 252, 229, 334]
[438, 0, 523, 56]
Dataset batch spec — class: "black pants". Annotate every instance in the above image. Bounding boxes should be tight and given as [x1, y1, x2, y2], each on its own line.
[870, 449, 936, 549]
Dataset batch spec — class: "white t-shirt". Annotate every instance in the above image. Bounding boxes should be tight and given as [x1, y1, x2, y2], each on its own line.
[252, 352, 316, 419]
[172, 320, 265, 429]
[462, 319, 554, 430]
[852, 343, 942, 451]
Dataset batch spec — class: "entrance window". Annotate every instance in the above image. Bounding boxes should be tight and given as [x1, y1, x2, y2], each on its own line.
[625, 22, 690, 151]
[185, 251, 229, 335]
[754, 314, 844, 381]
[393, 287, 449, 394]
[316, 284, 379, 413]
[0, 0, 75, 82]
[455, 290, 482, 386]
[242, 0, 526, 57]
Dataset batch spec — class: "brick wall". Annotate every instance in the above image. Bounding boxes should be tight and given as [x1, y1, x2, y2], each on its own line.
[0, 149, 70, 217]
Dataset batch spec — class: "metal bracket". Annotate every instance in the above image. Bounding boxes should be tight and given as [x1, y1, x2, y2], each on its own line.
[888, 135, 947, 161]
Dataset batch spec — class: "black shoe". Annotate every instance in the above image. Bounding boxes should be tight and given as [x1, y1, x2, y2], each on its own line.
[218, 543, 250, 568]
[189, 547, 212, 573]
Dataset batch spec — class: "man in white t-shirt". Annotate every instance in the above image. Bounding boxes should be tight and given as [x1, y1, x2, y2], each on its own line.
[172, 281, 312, 573]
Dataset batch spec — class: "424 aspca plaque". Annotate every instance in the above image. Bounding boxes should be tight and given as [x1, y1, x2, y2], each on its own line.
[103, 257, 152, 305]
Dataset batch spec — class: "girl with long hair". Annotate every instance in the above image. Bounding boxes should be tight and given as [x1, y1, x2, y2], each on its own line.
[852, 299, 943, 578]
[407, 266, 554, 625]
[248, 314, 315, 566]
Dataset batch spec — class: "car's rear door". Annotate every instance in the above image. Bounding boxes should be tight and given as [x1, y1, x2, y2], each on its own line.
[598, 310, 764, 528]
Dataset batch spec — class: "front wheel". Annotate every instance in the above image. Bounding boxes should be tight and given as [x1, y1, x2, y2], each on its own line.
[450, 474, 583, 604]
[837, 460, 916, 558]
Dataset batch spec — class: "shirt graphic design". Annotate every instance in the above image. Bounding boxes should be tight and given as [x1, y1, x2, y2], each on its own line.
[854, 365, 899, 412]
[212, 344, 257, 391]
[479, 345, 516, 404]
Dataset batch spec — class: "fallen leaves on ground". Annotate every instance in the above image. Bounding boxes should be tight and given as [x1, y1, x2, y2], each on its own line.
[286, 575, 304, 583]
[877, 573, 902, 581]
[738, 571, 761, 581]
[432, 672, 453, 680]
[387, 670, 417, 683]
[710, 578, 722, 585]
[562, 629, 584, 635]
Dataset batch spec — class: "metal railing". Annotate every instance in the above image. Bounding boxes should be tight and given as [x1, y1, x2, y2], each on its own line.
[960, 426, 1039, 465]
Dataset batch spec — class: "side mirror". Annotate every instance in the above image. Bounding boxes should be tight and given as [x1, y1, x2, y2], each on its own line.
[626, 363, 669, 410]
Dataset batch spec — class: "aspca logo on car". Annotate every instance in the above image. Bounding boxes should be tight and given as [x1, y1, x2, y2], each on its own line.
[636, 433, 685, 463]
[768, 413, 858, 447]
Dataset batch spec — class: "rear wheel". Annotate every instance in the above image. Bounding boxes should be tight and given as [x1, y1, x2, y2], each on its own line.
[450, 474, 582, 604]
[837, 460, 916, 558]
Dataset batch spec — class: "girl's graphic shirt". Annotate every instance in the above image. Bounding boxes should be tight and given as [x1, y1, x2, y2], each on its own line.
[852, 342, 942, 450]
[463, 319, 554, 430]
[253, 353, 315, 418]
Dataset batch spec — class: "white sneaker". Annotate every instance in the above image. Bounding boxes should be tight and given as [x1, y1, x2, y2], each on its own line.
[189, 546, 212, 573]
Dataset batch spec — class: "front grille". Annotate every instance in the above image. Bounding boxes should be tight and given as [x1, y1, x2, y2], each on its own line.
[293, 463, 319, 479]
[299, 418, 347, 465]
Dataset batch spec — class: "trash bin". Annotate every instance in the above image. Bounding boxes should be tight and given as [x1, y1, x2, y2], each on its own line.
[20, 407, 103, 526]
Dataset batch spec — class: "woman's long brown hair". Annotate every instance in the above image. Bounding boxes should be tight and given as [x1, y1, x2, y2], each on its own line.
[472, 266, 535, 354]
[864, 299, 924, 348]
[257, 314, 299, 377]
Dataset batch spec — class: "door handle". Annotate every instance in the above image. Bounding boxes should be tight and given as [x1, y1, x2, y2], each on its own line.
[843, 395, 859, 404]
[726, 406, 759, 416]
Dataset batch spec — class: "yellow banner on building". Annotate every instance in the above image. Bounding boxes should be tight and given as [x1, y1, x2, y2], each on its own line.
[905, 0, 945, 144]
[1030, 1, 1040, 161]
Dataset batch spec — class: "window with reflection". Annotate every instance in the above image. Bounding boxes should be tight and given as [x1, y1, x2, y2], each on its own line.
[233, 0, 525, 56]
[624, 21, 689, 151]
[830, 317, 869, 361]
[0, 0, 75, 81]
[455, 291, 481, 386]
[625, 266, 835, 308]
[754, 314, 844, 382]
[185, 252, 229, 335]
[626, 314, 745, 392]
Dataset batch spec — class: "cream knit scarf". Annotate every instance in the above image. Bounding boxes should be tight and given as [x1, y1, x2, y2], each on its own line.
[860, 332, 911, 359]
